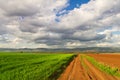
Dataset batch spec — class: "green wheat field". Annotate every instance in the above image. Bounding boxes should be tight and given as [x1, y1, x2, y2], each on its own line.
[0, 52, 74, 80]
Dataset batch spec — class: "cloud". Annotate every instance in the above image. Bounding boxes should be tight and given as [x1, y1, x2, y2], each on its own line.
[72, 31, 106, 41]
[0, 0, 120, 48]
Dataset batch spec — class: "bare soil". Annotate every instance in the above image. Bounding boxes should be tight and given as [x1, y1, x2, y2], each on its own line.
[57, 54, 120, 80]
[88, 53, 120, 68]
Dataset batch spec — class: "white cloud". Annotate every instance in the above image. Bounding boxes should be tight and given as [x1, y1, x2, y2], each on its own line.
[0, 0, 120, 48]
[65, 41, 82, 48]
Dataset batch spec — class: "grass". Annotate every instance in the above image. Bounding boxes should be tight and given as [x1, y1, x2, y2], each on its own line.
[0, 52, 75, 80]
[84, 55, 120, 77]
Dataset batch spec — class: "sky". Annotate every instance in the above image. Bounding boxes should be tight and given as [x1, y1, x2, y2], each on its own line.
[0, 0, 120, 48]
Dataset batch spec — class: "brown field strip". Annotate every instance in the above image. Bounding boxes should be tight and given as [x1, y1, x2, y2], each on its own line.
[88, 54, 120, 68]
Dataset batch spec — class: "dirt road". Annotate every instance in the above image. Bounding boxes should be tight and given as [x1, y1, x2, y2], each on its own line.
[58, 54, 119, 80]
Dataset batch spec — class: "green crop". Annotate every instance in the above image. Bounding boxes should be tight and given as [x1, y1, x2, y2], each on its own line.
[0, 52, 74, 80]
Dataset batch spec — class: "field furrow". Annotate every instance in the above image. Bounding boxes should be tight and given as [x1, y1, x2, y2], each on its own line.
[58, 54, 120, 80]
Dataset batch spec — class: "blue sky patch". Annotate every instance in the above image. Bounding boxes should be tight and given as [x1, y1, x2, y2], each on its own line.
[56, 0, 90, 17]
[66, 0, 90, 10]
[112, 31, 120, 35]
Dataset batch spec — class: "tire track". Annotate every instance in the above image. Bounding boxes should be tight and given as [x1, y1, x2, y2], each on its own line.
[57, 54, 120, 80]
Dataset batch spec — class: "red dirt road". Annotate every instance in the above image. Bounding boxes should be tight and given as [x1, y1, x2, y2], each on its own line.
[58, 54, 120, 80]
[58, 55, 88, 80]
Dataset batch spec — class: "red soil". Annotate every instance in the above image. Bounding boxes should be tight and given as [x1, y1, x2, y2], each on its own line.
[57, 54, 119, 80]
[57, 55, 87, 80]
[88, 53, 120, 68]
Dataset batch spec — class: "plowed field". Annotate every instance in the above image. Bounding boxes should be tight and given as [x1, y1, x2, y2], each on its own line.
[88, 54, 120, 68]
[58, 54, 120, 80]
